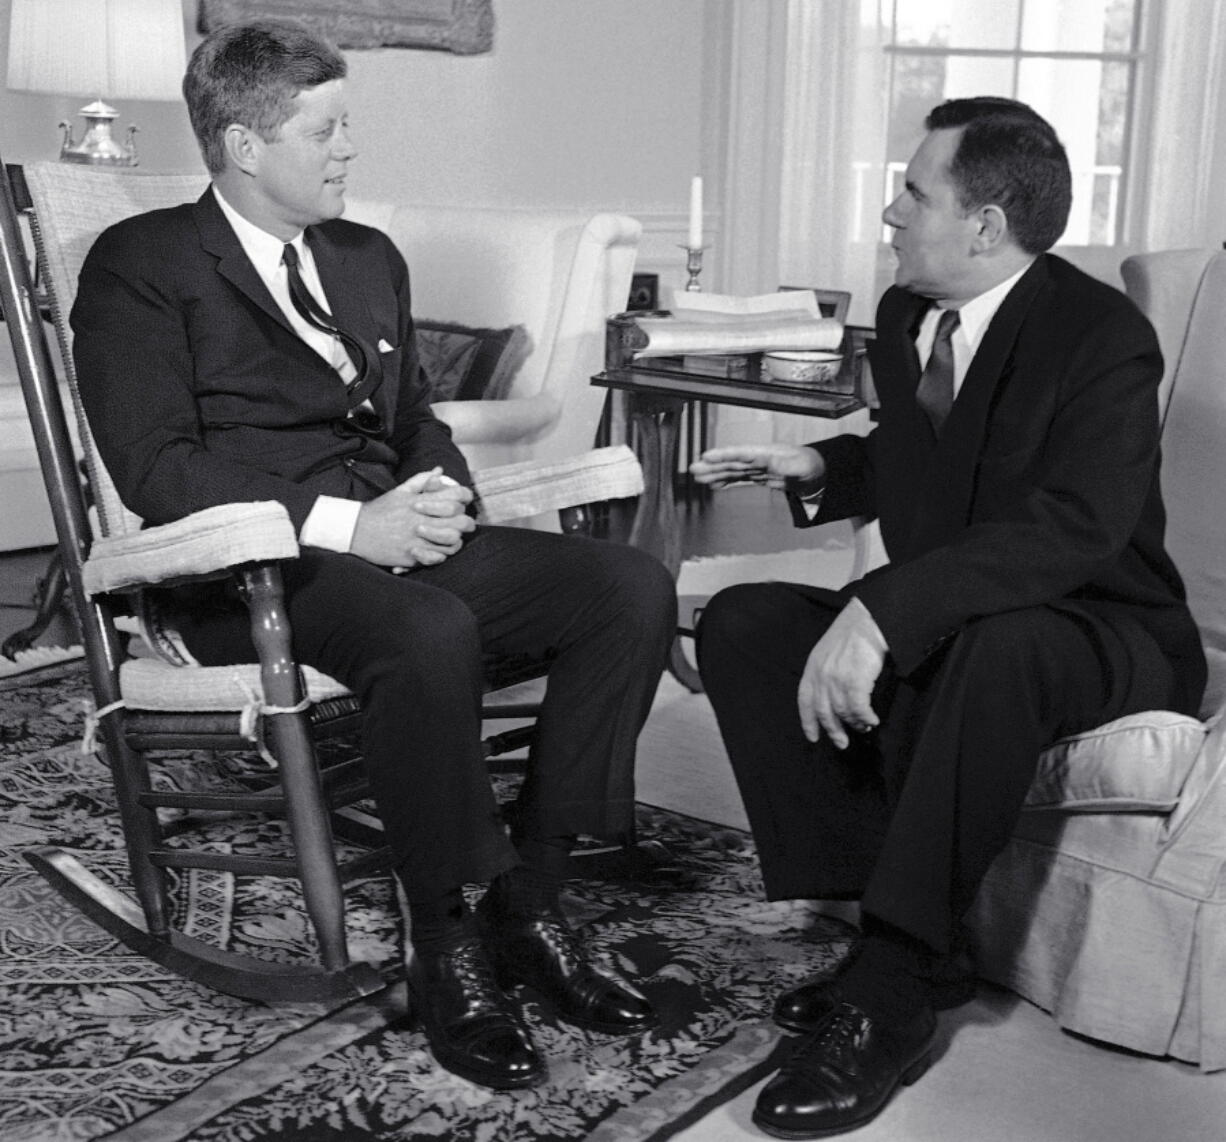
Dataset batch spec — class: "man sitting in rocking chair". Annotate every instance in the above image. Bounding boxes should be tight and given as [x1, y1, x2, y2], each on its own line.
[71, 19, 677, 1091]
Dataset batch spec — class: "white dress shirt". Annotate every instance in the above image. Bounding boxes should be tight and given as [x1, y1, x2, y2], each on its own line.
[212, 187, 361, 552]
[913, 261, 1034, 397]
[798, 260, 1035, 517]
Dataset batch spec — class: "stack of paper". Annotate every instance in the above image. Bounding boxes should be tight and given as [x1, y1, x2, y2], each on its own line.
[626, 290, 843, 358]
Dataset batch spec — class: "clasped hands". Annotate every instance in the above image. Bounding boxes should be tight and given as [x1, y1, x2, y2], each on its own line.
[691, 443, 887, 751]
[351, 467, 475, 569]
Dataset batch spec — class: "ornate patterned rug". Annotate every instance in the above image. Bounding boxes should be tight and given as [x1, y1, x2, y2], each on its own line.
[0, 661, 854, 1142]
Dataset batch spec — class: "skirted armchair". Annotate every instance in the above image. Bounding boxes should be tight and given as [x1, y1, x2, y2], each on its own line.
[966, 248, 1226, 1072]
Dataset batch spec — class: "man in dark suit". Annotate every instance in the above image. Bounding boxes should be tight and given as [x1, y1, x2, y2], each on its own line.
[71, 20, 676, 1091]
[691, 97, 1205, 1138]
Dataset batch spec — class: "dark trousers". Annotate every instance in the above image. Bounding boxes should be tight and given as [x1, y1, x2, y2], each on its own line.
[696, 582, 1189, 954]
[173, 526, 677, 901]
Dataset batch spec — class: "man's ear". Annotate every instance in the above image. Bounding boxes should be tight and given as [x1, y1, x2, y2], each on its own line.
[222, 124, 260, 176]
[972, 204, 1008, 251]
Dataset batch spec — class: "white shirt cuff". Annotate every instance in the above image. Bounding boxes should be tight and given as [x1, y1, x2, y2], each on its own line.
[299, 495, 362, 553]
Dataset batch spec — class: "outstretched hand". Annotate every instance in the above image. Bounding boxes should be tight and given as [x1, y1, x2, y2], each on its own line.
[690, 443, 825, 491]
[351, 467, 475, 568]
[799, 598, 887, 750]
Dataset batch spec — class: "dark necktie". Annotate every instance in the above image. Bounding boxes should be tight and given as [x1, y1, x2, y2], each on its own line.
[915, 307, 960, 437]
[281, 243, 382, 411]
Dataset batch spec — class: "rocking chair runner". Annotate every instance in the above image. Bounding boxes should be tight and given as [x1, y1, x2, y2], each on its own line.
[0, 157, 647, 1004]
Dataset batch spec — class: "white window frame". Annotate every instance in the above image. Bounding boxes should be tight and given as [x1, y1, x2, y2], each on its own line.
[875, 1, 1156, 258]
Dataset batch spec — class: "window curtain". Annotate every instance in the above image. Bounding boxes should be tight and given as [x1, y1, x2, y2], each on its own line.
[1144, 0, 1226, 250]
[714, 0, 1226, 450]
[778, 0, 885, 331]
[771, 0, 1226, 295]
[768, 0, 884, 446]
[712, 0, 883, 448]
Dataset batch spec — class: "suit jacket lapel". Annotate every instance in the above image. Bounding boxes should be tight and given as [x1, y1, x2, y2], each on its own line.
[868, 291, 926, 404]
[193, 189, 297, 336]
[195, 192, 393, 422]
[933, 256, 1050, 521]
[307, 227, 390, 415]
[306, 227, 366, 332]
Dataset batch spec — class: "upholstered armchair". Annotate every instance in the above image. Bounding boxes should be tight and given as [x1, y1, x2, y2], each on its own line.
[967, 248, 1226, 1072]
[343, 198, 641, 476]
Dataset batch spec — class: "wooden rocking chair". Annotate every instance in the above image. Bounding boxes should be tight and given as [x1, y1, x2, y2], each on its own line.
[0, 157, 645, 1004]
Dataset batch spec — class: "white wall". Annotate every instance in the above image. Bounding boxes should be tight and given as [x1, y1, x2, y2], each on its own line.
[345, 1, 705, 211]
[1, 0, 718, 297]
[340, 0, 719, 297]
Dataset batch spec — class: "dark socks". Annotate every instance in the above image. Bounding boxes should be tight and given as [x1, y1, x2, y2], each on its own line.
[485, 835, 575, 916]
[407, 886, 475, 955]
[411, 836, 575, 951]
[836, 915, 934, 1022]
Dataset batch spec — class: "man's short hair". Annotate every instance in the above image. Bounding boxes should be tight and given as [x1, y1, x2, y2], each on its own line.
[183, 20, 347, 176]
[925, 97, 1072, 255]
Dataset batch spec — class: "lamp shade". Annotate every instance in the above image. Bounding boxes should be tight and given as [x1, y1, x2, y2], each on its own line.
[7, 0, 187, 102]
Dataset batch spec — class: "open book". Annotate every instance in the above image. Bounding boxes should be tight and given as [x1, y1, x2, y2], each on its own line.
[626, 290, 844, 358]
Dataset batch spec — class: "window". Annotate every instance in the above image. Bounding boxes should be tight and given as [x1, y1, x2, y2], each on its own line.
[870, 0, 1146, 247]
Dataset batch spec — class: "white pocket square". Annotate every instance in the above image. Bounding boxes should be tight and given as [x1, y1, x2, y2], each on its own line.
[378, 338, 396, 353]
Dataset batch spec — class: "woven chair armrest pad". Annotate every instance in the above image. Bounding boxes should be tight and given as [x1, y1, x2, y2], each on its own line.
[83, 502, 298, 595]
[473, 445, 643, 524]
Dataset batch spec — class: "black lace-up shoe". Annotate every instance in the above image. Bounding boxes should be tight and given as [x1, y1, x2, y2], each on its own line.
[754, 1000, 936, 1138]
[406, 937, 545, 1089]
[478, 896, 657, 1035]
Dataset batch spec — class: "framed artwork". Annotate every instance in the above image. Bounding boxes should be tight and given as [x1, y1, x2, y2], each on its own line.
[198, 0, 495, 54]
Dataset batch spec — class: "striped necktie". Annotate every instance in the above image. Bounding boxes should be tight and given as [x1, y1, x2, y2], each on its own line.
[281, 243, 382, 411]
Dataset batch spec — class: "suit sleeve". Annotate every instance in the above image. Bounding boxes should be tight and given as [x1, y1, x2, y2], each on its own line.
[784, 431, 879, 528]
[855, 304, 1164, 675]
[72, 226, 325, 530]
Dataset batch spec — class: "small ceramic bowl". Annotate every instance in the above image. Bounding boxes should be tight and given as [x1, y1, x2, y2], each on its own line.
[763, 350, 842, 385]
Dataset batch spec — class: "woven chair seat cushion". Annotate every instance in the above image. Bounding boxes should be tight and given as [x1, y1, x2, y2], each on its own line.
[118, 656, 352, 711]
[98, 446, 644, 711]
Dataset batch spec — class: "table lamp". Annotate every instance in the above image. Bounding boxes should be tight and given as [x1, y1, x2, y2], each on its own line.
[6, 0, 187, 166]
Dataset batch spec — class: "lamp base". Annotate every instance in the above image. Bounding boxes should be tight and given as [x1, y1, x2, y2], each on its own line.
[59, 100, 138, 167]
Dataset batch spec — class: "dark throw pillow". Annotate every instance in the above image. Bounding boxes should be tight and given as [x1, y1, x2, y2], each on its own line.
[414, 319, 530, 401]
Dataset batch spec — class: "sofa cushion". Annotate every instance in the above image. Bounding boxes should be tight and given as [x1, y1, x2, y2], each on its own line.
[415, 320, 529, 401]
[1025, 710, 1207, 812]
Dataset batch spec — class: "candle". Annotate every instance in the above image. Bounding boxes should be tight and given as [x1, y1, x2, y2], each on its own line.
[688, 175, 703, 249]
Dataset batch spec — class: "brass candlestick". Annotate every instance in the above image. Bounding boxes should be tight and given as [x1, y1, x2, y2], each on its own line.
[679, 244, 707, 292]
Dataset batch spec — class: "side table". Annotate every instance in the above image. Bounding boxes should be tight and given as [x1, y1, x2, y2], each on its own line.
[592, 355, 867, 692]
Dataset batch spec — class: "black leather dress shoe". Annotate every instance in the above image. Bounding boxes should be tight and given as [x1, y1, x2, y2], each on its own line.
[479, 899, 657, 1035]
[754, 1001, 936, 1139]
[406, 938, 545, 1089]
[773, 977, 846, 1035]
[774, 957, 974, 1034]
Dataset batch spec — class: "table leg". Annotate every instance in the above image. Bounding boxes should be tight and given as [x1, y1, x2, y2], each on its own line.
[624, 393, 704, 694]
